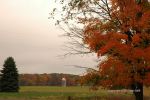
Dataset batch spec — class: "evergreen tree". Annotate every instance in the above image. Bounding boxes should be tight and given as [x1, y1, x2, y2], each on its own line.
[0, 57, 19, 92]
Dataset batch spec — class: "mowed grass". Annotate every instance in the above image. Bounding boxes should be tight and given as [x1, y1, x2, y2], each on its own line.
[0, 86, 149, 100]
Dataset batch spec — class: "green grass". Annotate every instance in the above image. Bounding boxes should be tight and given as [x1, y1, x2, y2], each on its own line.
[0, 86, 149, 100]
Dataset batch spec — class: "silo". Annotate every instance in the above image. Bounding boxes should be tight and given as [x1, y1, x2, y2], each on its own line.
[61, 77, 66, 87]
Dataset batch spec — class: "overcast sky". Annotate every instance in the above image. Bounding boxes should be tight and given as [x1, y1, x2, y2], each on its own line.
[0, 0, 97, 75]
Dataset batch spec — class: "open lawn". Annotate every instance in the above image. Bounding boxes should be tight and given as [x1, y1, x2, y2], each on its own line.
[0, 86, 149, 100]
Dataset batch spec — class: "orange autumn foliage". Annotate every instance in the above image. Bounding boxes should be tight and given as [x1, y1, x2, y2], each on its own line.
[82, 0, 150, 88]
[52, 0, 150, 90]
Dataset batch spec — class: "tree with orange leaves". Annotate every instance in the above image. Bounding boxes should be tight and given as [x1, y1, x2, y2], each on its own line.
[52, 0, 150, 100]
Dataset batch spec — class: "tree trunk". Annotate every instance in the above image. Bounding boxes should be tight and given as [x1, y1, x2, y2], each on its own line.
[132, 82, 143, 100]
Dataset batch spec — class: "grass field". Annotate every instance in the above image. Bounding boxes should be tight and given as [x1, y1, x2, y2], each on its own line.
[0, 86, 149, 100]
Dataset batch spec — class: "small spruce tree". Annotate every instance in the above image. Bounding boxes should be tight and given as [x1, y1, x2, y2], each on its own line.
[0, 57, 19, 92]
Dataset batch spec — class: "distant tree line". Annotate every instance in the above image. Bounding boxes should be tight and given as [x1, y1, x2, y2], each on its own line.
[0, 57, 80, 89]
[19, 73, 80, 86]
